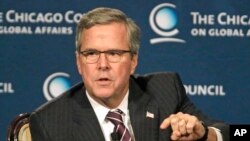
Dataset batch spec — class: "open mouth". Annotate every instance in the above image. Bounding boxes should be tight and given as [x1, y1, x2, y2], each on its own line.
[99, 78, 110, 81]
[96, 77, 112, 85]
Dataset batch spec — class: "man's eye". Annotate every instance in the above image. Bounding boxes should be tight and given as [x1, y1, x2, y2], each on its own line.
[85, 51, 98, 56]
[107, 51, 121, 56]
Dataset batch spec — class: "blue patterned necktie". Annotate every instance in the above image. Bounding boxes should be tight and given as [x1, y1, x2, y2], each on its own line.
[106, 109, 132, 141]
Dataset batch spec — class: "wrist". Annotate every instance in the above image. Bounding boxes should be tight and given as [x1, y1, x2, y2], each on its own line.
[197, 122, 209, 141]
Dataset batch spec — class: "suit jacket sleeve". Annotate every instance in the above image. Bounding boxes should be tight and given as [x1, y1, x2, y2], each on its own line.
[171, 73, 229, 141]
[30, 112, 51, 141]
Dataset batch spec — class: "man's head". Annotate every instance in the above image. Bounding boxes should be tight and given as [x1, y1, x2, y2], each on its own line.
[76, 7, 140, 54]
[75, 7, 140, 108]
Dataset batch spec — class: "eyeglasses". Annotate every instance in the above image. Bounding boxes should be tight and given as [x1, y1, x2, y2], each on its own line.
[79, 49, 133, 64]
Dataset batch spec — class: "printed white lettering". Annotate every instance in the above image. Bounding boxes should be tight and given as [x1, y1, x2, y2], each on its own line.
[218, 12, 250, 25]
[184, 85, 226, 96]
[0, 83, 14, 93]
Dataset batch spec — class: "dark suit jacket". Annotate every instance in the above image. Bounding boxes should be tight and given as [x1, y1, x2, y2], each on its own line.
[30, 72, 229, 141]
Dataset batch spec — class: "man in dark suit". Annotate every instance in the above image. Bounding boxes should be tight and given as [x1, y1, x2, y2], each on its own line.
[30, 7, 229, 141]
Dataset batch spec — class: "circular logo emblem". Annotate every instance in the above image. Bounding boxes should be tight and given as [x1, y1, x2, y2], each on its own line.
[155, 8, 177, 31]
[43, 72, 71, 101]
[149, 3, 185, 44]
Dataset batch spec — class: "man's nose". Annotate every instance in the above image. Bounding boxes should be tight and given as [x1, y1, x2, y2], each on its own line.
[97, 53, 110, 70]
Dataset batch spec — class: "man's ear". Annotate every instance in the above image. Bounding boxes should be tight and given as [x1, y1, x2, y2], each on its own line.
[75, 51, 82, 75]
[130, 55, 138, 74]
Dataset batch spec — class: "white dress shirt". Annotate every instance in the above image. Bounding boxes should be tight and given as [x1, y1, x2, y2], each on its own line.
[86, 90, 135, 141]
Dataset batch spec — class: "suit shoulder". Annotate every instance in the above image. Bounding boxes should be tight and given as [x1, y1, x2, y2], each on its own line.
[131, 72, 185, 99]
[31, 82, 83, 115]
[132, 72, 181, 84]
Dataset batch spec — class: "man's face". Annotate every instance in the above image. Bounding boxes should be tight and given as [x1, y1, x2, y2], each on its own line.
[76, 22, 138, 107]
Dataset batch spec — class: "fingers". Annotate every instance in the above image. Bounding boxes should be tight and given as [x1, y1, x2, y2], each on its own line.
[160, 112, 201, 140]
[160, 117, 170, 129]
[178, 119, 187, 135]
[170, 116, 181, 139]
[186, 115, 197, 134]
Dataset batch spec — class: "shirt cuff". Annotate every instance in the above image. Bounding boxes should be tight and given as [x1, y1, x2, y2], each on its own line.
[209, 127, 223, 141]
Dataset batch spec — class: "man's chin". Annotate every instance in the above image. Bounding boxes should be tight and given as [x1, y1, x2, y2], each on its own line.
[92, 90, 115, 99]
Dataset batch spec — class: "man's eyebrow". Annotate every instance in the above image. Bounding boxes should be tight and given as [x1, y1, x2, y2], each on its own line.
[82, 48, 98, 51]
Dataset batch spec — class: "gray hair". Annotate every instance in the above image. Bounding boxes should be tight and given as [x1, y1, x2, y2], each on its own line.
[76, 7, 141, 54]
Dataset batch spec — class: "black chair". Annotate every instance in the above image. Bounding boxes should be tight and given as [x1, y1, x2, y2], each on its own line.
[7, 113, 31, 141]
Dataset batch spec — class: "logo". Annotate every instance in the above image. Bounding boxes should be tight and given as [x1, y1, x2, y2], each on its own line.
[43, 72, 71, 101]
[0, 10, 84, 35]
[190, 12, 250, 37]
[149, 3, 185, 44]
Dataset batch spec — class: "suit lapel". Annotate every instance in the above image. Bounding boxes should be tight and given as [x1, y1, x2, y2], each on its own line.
[71, 86, 105, 141]
[128, 77, 160, 141]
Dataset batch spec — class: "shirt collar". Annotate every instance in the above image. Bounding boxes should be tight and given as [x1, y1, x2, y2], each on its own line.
[86, 90, 129, 124]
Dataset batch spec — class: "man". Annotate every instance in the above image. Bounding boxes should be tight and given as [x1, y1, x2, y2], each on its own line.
[30, 7, 229, 141]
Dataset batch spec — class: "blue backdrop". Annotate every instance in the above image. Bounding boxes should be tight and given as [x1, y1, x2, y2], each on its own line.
[1, 0, 250, 140]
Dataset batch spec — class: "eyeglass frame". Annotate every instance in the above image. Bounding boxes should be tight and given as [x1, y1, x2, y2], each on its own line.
[78, 49, 136, 64]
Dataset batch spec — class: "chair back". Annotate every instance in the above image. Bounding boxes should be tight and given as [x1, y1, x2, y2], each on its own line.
[7, 113, 32, 141]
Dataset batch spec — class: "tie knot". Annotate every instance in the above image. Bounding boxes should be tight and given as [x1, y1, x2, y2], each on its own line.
[106, 109, 124, 125]
[106, 109, 132, 141]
